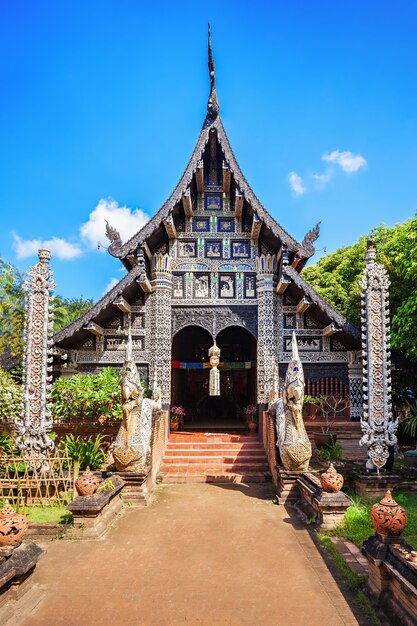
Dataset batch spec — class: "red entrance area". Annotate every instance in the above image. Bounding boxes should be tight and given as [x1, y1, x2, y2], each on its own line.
[171, 325, 257, 429]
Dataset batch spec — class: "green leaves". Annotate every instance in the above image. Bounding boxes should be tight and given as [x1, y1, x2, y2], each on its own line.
[302, 214, 417, 363]
[59, 434, 107, 470]
[0, 367, 23, 423]
[50, 368, 123, 423]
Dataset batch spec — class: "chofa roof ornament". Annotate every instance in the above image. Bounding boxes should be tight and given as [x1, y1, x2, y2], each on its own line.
[207, 23, 220, 119]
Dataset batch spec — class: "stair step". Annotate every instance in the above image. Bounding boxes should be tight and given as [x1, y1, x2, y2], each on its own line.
[161, 464, 269, 473]
[163, 455, 267, 463]
[162, 472, 270, 484]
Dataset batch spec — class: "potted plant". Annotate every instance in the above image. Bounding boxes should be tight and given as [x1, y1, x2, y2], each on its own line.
[170, 406, 185, 431]
[312, 394, 349, 449]
[244, 405, 258, 433]
[400, 399, 417, 468]
[303, 395, 320, 420]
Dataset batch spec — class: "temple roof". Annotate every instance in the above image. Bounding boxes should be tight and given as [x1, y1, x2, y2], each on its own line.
[105, 27, 320, 266]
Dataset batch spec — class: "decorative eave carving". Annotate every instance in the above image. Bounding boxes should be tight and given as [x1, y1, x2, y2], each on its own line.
[234, 190, 243, 218]
[143, 241, 152, 261]
[136, 277, 152, 293]
[251, 214, 263, 241]
[164, 215, 177, 240]
[296, 295, 312, 314]
[223, 161, 230, 195]
[84, 321, 104, 336]
[196, 160, 204, 193]
[126, 255, 138, 267]
[299, 222, 321, 260]
[323, 322, 341, 337]
[276, 274, 292, 294]
[113, 296, 131, 314]
[182, 189, 193, 217]
[53, 263, 147, 345]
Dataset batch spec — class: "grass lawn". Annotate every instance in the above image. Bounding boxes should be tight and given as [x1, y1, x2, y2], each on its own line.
[325, 491, 417, 548]
[2, 503, 73, 525]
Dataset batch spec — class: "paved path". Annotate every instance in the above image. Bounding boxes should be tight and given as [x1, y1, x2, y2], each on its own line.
[13, 483, 364, 625]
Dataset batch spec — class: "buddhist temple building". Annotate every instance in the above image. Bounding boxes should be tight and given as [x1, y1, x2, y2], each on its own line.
[53, 29, 363, 429]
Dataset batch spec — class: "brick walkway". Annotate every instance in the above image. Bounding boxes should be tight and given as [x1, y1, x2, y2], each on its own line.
[9, 483, 366, 625]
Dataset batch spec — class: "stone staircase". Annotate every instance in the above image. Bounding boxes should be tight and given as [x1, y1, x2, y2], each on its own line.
[160, 432, 271, 483]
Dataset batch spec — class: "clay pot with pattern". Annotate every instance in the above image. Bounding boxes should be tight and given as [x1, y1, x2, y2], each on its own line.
[75, 466, 101, 496]
[0, 500, 29, 547]
[247, 421, 258, 433]
[370, 490, 407, 537]
[320, 463, 344, 493]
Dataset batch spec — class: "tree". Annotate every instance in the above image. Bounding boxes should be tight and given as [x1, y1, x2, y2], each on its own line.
[0, 366, 23, 424]
[302, 214, 417, 362]
[53, 297, 94, 333]
[0, 257, 94, 363]
[0, 260, 25, 360]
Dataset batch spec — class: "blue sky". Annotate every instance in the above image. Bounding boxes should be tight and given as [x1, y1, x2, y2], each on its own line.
[1, 0, 416, 300]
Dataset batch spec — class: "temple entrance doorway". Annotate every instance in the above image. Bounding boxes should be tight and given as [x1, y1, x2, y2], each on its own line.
[171, 325, 257, 430]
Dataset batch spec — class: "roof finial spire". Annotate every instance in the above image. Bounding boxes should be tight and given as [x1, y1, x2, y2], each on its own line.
[207, 23, 220, 119]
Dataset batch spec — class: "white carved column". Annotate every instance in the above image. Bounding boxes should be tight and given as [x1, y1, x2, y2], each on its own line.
[359, 237, 397, 469]
[256, 254, 278, 405]
[16, 249, 55, 458]
[151, 253, 173, 407]
[347, 351, 363, 421]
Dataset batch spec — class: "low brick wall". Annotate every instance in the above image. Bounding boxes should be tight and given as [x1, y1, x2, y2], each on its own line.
[261, 412, 278, 488]
[363, 535, 417, 626]
[67, 475, 125, 539]
[305, 421, 367, 461]
[297, 472, 351, 530]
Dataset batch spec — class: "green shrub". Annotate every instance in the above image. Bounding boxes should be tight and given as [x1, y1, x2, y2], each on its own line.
[51, 368, 122, 423]
[0, 367, 23, 423]
[60, 434, 107, 470]
[318, 440, 343, 462]
[0, 434, 17, 456]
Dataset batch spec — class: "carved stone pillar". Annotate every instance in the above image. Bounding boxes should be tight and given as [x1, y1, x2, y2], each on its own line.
[347, 351, 363, 422]
[256, 254, 278, 405]
[16, 249, 55, 458]
[359, 237, 397, 469]
[150, 253, 173, 407]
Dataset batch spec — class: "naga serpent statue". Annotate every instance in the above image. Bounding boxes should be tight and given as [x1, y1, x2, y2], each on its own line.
[110, 330, 161, 472]
[277, 332, 312, 472]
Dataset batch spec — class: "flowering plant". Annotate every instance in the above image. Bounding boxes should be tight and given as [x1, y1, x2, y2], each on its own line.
[171, 406, 186, 423]
[244, 405, 258, 422]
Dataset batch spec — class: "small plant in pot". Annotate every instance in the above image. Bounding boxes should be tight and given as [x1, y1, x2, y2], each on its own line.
[311, 394, 349, 449]
[400, 399, 417, 468]
[170, 406, 185, 431]
[244, 405, 258, 433]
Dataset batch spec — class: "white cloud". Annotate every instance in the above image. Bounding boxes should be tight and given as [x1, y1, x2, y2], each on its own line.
[102, 277, 120, 296]
[322, 150, 367, 174]
[12, 233, 82, 260]
[311, 169, 333, 189]
[80, 197, 149, 250]
[288, 171, 306, 196]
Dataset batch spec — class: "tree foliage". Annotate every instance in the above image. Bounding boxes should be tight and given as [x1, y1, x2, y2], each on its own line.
[0, 366, 23, 423]
[302, 214, 417, 362]
[53, 296, 94, 333]
[50, 368, 123, 423]
[0, 257, 94, 362]
[0, 260, 25, 359]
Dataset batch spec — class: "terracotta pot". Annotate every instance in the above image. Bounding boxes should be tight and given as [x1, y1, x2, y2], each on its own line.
[370, 489, 407, 537]
[75, 466, 101, 496]
[0, 500, 28, 547]
[320, 463, 344, 493]
[314, 433, 336, 449]
[170, 421, 179, 431]
[247, 421, 258, 433]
